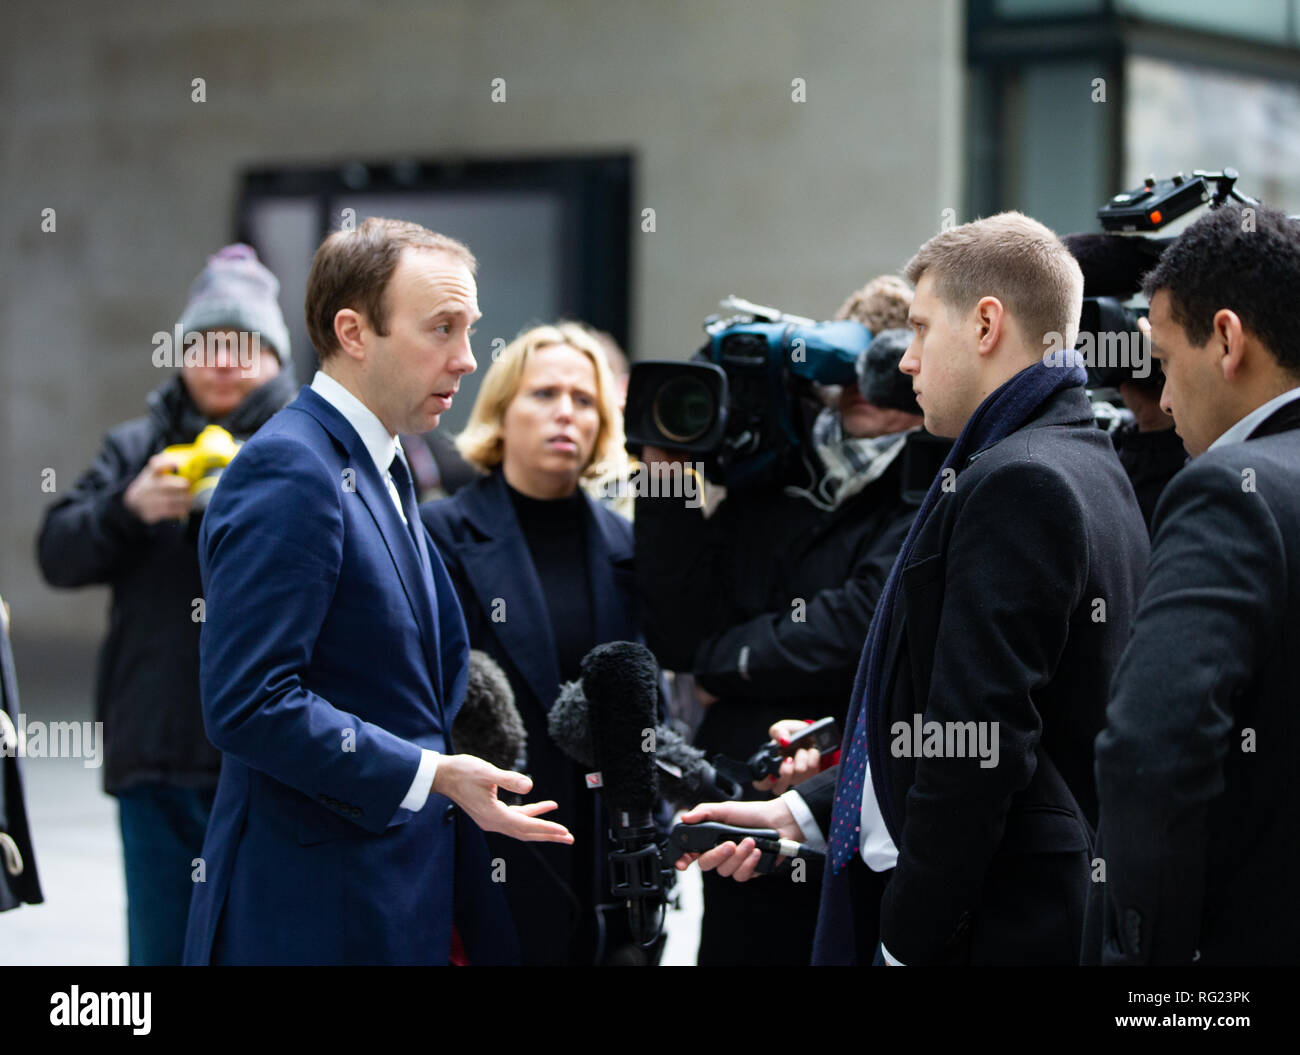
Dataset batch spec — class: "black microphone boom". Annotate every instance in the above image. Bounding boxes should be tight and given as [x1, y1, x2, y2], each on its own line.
[582, 641, 667, 947]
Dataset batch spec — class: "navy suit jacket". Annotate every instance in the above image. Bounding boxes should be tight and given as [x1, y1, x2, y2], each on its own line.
[182, 386, 518, 965]
[1085, 399, 1300, 964]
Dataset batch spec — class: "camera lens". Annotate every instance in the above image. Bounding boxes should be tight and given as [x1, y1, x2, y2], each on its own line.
[653, 375, 716, 444]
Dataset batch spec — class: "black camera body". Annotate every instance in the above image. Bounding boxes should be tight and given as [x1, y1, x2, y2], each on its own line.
[1074, 168, 1262, 391]
[625, 297, 873, 489]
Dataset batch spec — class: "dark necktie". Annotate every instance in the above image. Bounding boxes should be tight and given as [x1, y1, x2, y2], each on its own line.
[388, 450, 431, 578]
[829, 696, 871, 870]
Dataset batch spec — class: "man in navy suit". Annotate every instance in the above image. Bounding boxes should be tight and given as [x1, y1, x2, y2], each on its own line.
[184, 218, 572, 966]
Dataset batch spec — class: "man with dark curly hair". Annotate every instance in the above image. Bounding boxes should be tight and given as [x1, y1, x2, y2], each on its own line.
[1085, 203, 1300, 965]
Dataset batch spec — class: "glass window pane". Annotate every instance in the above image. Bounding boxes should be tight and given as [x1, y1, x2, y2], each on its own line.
[1009, 61, 1113, 234]
[994, 0, 1104, 16]
[1117, 0, 1289, 44]
[1125, 54, 1300, 220]
[244, 199, 320, 386]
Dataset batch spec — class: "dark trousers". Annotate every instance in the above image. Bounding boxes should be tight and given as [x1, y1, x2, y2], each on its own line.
[116, 783, 215, 966]
[848, 855, 894, 965]
[698, 858, 825, 966]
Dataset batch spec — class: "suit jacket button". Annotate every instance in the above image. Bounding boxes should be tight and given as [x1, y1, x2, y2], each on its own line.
[444, 804, 456, 822]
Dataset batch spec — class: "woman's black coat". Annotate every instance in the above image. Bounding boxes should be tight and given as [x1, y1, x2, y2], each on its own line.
[421, 468, 647, 965]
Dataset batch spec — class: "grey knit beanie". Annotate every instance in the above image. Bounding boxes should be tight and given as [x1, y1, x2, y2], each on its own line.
[177, 244, 291, 365]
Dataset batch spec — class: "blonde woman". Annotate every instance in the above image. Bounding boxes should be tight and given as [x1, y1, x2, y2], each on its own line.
[420, 322, 657, 966]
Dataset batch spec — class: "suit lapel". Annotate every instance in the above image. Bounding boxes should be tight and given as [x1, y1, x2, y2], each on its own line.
[866, 499, 946, 836]
[1247, 395, 1300, 441]
[292, 388, 446, 715]
[358, 466, 448, 710]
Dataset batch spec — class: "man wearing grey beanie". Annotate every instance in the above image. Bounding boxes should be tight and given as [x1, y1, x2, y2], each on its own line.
[36, 243, 296, 965]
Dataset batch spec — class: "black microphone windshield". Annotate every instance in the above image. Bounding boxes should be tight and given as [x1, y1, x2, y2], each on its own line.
[1062, 232, 1171, 299]
[584, 641, 660, 817]
[453, 650, 527, 771]
[549, 678, 741, 807]
[654, 723, 743, 806]
[548, 679, 595, 768]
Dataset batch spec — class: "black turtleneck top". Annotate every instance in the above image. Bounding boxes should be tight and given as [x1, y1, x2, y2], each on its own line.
[505, 480, 594, 683]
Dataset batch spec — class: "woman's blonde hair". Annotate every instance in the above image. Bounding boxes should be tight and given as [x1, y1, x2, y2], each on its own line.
[456, 321, 626, 479]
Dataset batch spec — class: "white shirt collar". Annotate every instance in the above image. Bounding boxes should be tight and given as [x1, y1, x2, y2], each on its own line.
[310, 370, 400, 477]
[1207, 385, 1300, 452]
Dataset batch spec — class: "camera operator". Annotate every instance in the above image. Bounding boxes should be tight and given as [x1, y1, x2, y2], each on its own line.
[636, 276, 941, 966]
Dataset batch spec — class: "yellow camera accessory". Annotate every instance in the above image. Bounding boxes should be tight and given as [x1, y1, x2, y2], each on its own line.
[162, 425, 243, 510]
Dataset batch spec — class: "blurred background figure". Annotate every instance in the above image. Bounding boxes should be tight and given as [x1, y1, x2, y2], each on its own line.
[33, 245, 295, 965]
[402, 425, 479, 504]
[590, 326, 630, 408]
[421, 322, 659, 965]
[1, 591, 44, 914]
[579, 325, 636, 517]
[635, 276, 948, 965]
[810, 276, 929, 508]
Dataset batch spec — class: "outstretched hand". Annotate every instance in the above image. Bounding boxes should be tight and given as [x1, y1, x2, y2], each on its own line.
[434, 755, 574, 844]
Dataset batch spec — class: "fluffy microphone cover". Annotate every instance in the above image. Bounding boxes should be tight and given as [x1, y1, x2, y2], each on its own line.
[452, 650, 527, 772]
[549, 670, 739, 807]
[583, 641, 661, 813]
[1061, 232, 1171, 299]
[548, 679, 596, 767]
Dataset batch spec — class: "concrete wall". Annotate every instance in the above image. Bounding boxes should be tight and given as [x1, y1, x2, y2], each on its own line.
[1, 0, 963, 645]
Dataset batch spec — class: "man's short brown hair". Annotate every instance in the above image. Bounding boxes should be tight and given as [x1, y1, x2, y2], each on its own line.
[903, 211, 1083, 353]
[305, 217, 476, 360]
[833, 274, 913, 331]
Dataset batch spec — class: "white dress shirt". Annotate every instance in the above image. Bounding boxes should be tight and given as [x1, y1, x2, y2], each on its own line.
[310, 370, 440, 813]
[1207, 385, 1300, 451]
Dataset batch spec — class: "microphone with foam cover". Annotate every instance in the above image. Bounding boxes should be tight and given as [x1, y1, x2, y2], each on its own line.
[1061, 232, 1173, 299]
[582, 641, 668, 945]
[452, 650, 527, 772]
[585, 642, 660, 834]
[548, 679, 597, 768]
[549, 678, 742, 806]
